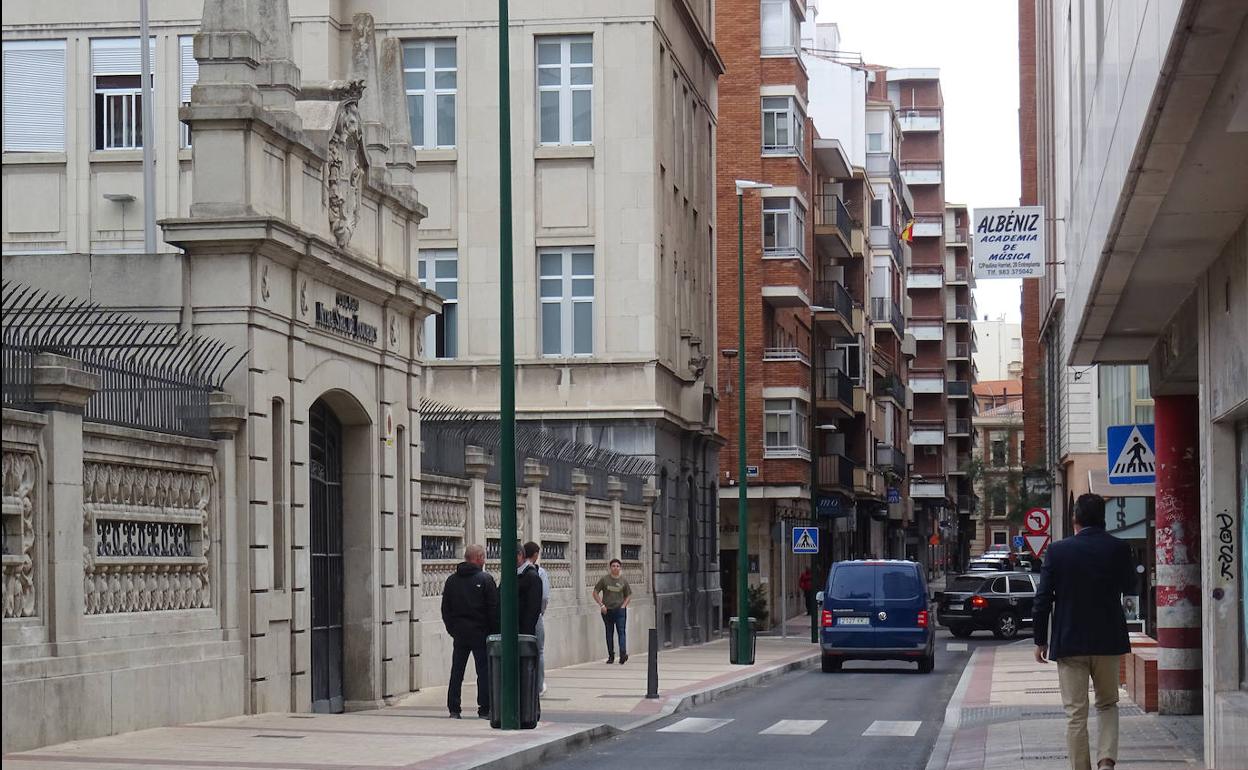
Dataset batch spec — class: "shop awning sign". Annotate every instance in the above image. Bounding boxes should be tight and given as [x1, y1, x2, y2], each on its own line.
[972, 206, 1045, 279]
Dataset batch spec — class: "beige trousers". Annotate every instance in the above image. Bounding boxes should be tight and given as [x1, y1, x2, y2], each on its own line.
[1056, 655, 1121, 770]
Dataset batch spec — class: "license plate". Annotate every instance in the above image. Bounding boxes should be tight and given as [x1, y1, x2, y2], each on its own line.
[949, 603, 964, 611]
[838, 617, 870, 625]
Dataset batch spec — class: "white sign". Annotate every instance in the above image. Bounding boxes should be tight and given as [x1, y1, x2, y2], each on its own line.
[1024, 534, 1051, 557]
[972, 206, 1045, 279]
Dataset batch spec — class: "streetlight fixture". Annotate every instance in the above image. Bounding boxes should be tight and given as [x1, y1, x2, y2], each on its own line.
[732, 179, 770, 665]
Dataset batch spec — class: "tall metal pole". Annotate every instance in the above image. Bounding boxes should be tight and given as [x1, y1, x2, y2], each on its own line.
[139, 0, 156, 254]
[735, 192, 750, 664]
[496, 0, 519, 729]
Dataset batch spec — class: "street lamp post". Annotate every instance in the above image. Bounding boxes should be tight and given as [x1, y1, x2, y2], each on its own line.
[732, 180, 771, 664]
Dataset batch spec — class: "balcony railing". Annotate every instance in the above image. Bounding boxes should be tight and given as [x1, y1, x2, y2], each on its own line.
[815, 193, 854, 237]
[950, 304, 970, 321]
[947, 380, 970, 397]
[948, 417, 971, 435]
[913, 213, 944, 237]
[875, 444, 906, 472]
[875, 373, 906, 403]
[816, 366, 853, 406]
[818, 453, 856, 490]
[950, 342, 970, 359]
[950, 226, 970, 244]
[947, 266, 969, 283]
[871, 297, 905, 333]
[814, 279, 853, 320]
[763, 346, 810, 365]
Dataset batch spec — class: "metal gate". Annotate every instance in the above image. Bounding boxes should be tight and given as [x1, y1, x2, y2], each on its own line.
[309, 399, 344, 713]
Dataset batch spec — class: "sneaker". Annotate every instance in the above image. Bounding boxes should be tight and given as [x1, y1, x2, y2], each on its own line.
[619, 653, 629, 665]
[449, 712, 462, 719]
[606, 655, 615, 664]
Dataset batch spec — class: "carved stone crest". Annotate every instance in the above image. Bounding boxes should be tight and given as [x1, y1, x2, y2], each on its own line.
[325, 79, 368, 249]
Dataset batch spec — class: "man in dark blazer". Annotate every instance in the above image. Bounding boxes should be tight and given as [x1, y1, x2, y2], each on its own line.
[1034, 493, 1136, 770]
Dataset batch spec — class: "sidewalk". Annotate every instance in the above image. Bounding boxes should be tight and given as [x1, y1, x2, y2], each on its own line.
[2, 637, 818, 770]
[926, 642, 1205, 770]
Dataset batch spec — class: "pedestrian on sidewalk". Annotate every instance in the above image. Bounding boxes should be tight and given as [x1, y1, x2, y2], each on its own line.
[592, 559, 632, 664]
[1033, 493, 1135, 770]
[520, 541, 551, 696]
[516, 544, 544, 637]
[798, 567, 814, 616]
[441, 543, 499, 719]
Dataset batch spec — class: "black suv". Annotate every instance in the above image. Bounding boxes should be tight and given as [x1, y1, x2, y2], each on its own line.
[934, 572, 1038, 639]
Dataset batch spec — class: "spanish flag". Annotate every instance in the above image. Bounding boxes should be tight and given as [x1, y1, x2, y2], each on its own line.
[900, 219, 915, 242]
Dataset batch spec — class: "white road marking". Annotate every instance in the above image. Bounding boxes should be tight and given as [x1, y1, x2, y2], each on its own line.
[657, 717, 734, 734]
[946, 642, 969, 652]
[862, 720, 922, 737]
[760, 719, 826, 736]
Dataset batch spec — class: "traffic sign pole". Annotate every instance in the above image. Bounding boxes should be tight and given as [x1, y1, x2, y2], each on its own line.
[780, 521, 787, 640]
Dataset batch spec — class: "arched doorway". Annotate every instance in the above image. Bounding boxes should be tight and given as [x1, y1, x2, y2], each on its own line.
[309, 398, 345, 713]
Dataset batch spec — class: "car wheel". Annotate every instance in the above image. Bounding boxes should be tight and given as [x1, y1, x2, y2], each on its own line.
[918, 654, 934, 674]
[821, 654, 843, 673]
[993, 612, 1019, 639]
[949, 625, 974, 639]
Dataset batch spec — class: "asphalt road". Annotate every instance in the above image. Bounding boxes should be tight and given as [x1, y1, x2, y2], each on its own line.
[537, 629, 1014, 770]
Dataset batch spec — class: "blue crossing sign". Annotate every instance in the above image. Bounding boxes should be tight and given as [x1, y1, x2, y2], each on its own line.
[1107, 424, 1156, 485]
[792, 527, 819, 554]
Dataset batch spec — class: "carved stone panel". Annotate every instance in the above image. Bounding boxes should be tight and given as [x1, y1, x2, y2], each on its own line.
[2, 450, 37, 619]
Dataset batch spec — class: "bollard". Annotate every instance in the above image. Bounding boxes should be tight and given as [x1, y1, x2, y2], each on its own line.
[646, 628, 659, 699]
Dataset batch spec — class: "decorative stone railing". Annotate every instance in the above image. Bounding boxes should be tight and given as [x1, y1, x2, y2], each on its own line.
[421, 476, 469, 531]
[2, 448, 38, 620]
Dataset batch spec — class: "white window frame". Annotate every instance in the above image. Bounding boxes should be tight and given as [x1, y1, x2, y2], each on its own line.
[764, 398, 809, 459]
[3, 40, 67, 152]
[537, 35, 593, 146]
[539, 247, 594, 357]
[418, 249, 458, 359]
[762, 96, 804, 156]
[760, 0, 801, 56]
[992, 530, 1009, 546]
[91, 37, 155, 152]
[402, 39, 457, 149]
[179, 36, 197, 148]
[762, 196, 806, 259]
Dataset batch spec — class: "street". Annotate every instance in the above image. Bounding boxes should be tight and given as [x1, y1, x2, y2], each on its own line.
[538, 630, 1014, 770]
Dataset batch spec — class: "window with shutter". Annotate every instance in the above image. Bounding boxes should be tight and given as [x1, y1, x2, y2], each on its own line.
[2, 40, 67, 152]
[179, 36, 198, 147]
[91, 37, 156, 151]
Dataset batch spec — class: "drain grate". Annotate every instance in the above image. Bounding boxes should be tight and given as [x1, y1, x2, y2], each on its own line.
[1024, 687, 1062, 693]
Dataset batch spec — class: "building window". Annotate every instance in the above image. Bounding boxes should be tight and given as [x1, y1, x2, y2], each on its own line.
[867, 132, 883, 152]
[537, 36, 592, 146]
[418, 250, 458, 358]
[1097, 365, 1154, 446]
[760, 0, 800, 55]
[3, 40, 67, 152]
[761, 96, 804, 155]
[990, 431, 1008, 467]
[402, 40, 456, 149]
[92, 38, 155, 151]
[871, 198, 885, 227]
[539, 247, 594, 356]
[178, 36, 197, 147]
[992, 530, 1008, 546]
[762, 197, 806, 258]
[764, 398, 809, 458]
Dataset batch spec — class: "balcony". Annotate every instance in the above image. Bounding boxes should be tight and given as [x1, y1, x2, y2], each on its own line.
[817, 453, 856, 492]
[948, 304, 971, 322]
[866, 152, 904, 196]
[910, 480, 947, 499]
[870, 225, 903, 264]
[812, 279, 854, 334]
[762, 346, 810, 365]
[906, 268, 944, 290]
[854, 467, 883, 497]
[948, 226, 970, 245]
[761, 285, 811, 308]
[814, 194, 855, 256]
[898, 108, 942, 132]
[900, 161, 942, 186]
[815, 366, 853, 416]
[874, 373, 906, 405]
[875, 444, 907, 472]
[871, 297, 905, 336]
[946, 266, 970, 285]
[948, 417, 971, 436]
[910, 424, 945, 446]
[910, 376, 944, 394]
[912, 214, 944, 238]
[949, 342, 970, 360]
[911, 322, 943, 341]
[947, 380, 970, 398]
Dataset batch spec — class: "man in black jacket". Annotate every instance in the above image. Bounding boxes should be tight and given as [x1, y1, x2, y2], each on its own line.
[516, 545, 543, 636]
[441, 544, 499, 718]
[1034, 494, 1135, 770]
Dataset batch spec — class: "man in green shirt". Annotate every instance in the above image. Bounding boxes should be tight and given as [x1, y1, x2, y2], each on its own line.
[592, 559, 632, 664]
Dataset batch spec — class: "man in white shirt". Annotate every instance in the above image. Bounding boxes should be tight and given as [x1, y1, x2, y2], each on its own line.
[520, 541, 551, 696]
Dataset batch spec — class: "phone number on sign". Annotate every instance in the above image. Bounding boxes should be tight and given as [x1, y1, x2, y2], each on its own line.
[982, 266, 1040, 277]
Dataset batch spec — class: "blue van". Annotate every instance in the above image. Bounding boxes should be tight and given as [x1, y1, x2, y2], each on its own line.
[818, 560, 934, 673]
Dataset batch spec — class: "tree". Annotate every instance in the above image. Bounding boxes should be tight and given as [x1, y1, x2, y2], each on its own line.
[963, 455, 1046, 526]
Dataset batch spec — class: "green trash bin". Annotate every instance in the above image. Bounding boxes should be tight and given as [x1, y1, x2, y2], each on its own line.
[728, 617, 758, 664]
[486, 633, 541, 729]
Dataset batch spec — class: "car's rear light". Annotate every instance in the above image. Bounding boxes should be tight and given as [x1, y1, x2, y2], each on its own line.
[970, 595, 988, 609]
[821, 609, 833, 627]
[917, 610, 928, 628]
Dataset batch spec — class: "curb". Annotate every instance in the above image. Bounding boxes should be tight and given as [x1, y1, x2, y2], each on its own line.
[467, 646, 821, 770]
[923, 645, 982, 770]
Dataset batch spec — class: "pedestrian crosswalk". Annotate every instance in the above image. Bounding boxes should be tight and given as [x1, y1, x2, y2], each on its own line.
[656, 717, 923, 737]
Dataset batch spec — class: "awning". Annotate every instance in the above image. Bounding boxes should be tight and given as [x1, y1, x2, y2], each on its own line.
[1087, 469, 1154, 498]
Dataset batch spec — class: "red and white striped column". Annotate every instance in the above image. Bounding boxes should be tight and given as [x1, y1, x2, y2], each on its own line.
[1153, 394, 1202, 715]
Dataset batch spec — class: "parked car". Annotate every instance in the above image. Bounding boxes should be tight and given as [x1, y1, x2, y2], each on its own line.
[934, 571, 1038, 639]
[817, 560, 935, 673]
[1012, 551, 1042, 572]
[967, 555, 1013, 572]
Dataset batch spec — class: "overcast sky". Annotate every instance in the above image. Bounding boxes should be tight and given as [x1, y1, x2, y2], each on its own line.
[822, 0, 1023, 322]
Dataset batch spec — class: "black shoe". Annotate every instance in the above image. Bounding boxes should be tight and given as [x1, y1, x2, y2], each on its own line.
[478, 710, 490, 720]
[620, 653, 629, 665]
[606, 654, 615, 664]
[449, 712, 462, 719]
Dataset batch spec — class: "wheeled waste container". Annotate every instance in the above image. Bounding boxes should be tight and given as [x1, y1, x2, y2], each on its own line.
[487, 633, 540, 729]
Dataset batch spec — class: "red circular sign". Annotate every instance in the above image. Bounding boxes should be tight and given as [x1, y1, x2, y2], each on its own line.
[1024, 508, 1050, 534]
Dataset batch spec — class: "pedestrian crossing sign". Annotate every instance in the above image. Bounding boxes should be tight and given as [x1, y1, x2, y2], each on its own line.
[1106, 424, 1156, 485]
[792, 527, 819, 554]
